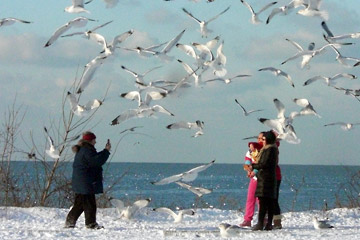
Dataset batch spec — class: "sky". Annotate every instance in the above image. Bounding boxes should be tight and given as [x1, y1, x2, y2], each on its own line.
[1, 0, 360, 165]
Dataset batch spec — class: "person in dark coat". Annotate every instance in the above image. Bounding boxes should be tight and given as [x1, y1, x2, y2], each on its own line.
[65, 131, 111, 229]
[250, 131, 278, 231]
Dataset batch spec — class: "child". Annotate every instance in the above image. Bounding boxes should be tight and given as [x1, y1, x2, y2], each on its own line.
[240, 140, 263, 227]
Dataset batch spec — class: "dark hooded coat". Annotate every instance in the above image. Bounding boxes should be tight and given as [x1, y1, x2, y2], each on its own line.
[71, 140, 110, 194]
[252, 144, 278, 199]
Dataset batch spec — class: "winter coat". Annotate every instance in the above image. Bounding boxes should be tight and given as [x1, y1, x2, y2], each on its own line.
[252, 143, 278, 199]
[71, 141, 110, 194]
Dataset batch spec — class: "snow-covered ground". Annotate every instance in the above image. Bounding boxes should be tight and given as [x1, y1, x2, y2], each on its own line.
[0, 206, 359, 239]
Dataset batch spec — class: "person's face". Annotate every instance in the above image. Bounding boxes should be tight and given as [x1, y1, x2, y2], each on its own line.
[91, 138, 96, 146]
[257, 133, 264, 144]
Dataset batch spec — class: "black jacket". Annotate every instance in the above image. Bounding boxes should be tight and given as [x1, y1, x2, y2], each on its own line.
[252, 144, 278, 199]
[71, 141, 110, 194]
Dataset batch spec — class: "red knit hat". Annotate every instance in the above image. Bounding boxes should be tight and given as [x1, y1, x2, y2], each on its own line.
[83, 132, 96, 141]
[248, 142, 263, 150]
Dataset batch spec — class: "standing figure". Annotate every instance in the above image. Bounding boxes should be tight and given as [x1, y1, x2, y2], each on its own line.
[250, 131, 278, 231]
[65, 131, 111, 229]
[239, 132, 264, 227]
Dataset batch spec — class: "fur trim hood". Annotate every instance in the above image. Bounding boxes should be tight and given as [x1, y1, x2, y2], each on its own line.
[72, 140, 95, 153]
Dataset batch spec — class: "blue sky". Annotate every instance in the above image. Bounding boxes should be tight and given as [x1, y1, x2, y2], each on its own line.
[1, 0, 360, 165]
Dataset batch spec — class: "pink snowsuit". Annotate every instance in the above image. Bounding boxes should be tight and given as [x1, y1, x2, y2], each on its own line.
[243, 147, 260, 222]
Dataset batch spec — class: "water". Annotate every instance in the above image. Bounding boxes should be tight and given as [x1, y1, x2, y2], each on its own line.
[4, 161, 360, 212]
[102, 162, 360, 212]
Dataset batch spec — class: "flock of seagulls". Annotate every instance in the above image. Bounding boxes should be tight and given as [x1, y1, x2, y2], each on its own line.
[2, 0, 357, 230]
[107, 160, 214, 222]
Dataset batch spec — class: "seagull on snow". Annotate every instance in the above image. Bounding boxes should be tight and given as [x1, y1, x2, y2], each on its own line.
[110, 198, 151, 220]
[312, 217, 334, 229]
[153, 207, 195, 223]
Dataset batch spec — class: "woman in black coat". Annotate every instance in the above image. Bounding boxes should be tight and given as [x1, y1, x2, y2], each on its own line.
[250, 131, 278, 231]
[65, 131, 111, 229]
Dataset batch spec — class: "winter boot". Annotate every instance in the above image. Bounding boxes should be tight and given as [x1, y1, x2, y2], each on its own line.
[273, 215, 282, 229]
[251, 223, 264, 231]
[239, 220, 252, 227]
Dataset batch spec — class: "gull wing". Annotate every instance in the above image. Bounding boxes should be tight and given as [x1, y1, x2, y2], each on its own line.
[207, 6, 230, 23]
[161, 29, 186, 54]
[110, 109, 139, 126]
[151, 173, 183, 185]
[182, 8, 201, 24]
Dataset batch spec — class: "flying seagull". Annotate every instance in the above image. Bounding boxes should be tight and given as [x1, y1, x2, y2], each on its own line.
[324, 122, 360, 131]
[175, 181, 212, 197]
[166, 120, 204, 138]
[240, 0, 277, 24]
[258, 67, 294, 87]
[0, 18, 32, 27]
[235, 99, 264, 116]
[182, 6, 230, 38]
[151, 159, 215, 185]
[66, 92, 102, 117]
[44, 127, 60, 159]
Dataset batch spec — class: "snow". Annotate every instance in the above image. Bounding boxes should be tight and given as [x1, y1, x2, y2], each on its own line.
[0, 206, 359, 239]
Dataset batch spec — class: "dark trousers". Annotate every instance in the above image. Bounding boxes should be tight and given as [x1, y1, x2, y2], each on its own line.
[258, 197, 275, 227]
[66, 194, 97, 226]
[274, 180, 281, 215]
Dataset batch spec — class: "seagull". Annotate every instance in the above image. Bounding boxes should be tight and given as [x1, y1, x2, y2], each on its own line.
[44, 17, 96, 47]
[65, 0, 91, 13]
[77, 55, 106, 93]
[240, 0, 277, 24]
[153, 208, 195, 223]
[218, 223, 243, 238]
[175, 181, 212, 197]
[61, 20, 113, 39]
[0, 18, 32, 27]
[235, 99, 264, 116]
[166, 120, 204, 138]
[324, 122, 360, 131]
[67, 92, 102, 117]
[296, 0, 329, 20]
[121, 65, 162, 84]
[312, 217, 334, 229]
[258, 118, 300, 144]
[182, 6, 230, 38]
[329, 45, 360, 67]
[303, 73, 356, 86]
[139, 29, 186, 62]
[151, 159, 215, 185]
[111, 91, 173, 126]
[44, 127, 60, 159]
[177, 59, 202, 86]
[266, 0, 305, 24]
[283, 38, 315, 69]
[293, 98, 321, 118]
[205, 74, 251, 84]
[331, 86, 360, 102]
[206, 40, 227, 77]
[110, 198, 151, 220]
[120, 41, 168, 58]
[258, 67, 294, 87]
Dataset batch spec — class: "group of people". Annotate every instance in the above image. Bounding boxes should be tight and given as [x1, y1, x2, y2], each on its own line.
[240, 130, 282, 231]
[63, 130, 282, 231]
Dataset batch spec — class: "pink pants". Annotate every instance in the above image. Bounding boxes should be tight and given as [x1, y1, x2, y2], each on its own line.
[244, 177, 259, 222]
